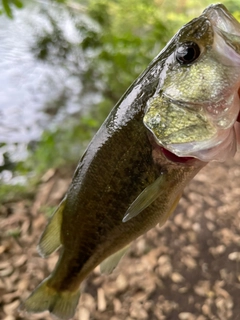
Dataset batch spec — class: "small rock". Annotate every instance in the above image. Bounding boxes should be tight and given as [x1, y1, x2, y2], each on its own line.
[158, 255, 170, 265]
[183, 245, 199, 257]
[0, 264, 13, 277]
[132, 291, 147, 303]
[116, 274, 128, 292]
[135, 238, 147, 256]
[157, 255, 172, 278]
[171, 272, 184, 283]
[192, 223, 201, 232]
[18, 278, 29, 292]
[194, 286, 206, 297]
[0, 245, 7, 254]
[13, 255, 27, 268]
[80, 293, 96, 312]
[206, 222, 215, 231]
[209, 245, 226, 257]
[228, 252, 240, 261]
[130, 302, 148, 320]
[174, 213, 184, 226]
[181, 220, 192, 230]
[3, 316, 15, 320]
[157, 264, 172, 278]
[178, 287, 189, 293]
[113, 298, 122, 313]
[179, 312, 196, 320]
[78, 307, 90, 320]
[182, 256, 197, 269]
[97, 288, 107, 312]
[3, 299, 20, 315]
[2, 291, 19, 304]
[202, 304, 212, 317]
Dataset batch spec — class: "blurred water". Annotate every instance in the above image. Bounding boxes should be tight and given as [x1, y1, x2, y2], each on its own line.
[0, 1, 100, 183]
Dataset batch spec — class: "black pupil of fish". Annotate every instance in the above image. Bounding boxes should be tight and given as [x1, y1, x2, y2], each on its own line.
[176, 42, 200, 64]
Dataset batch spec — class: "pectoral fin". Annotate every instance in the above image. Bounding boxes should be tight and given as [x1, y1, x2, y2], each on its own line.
[38, 198, 66, 257]
[122, 175, 165, 223]
[100, 245, 130, 274]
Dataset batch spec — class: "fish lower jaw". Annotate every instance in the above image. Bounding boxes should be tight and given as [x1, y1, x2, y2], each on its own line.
[158, 125, 237, 163]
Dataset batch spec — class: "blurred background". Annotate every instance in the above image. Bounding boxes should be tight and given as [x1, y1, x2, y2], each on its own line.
[0, 0, 239, 192]
[1, 1, 240, 320]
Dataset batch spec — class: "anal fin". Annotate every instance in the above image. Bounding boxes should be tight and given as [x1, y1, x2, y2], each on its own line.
[100, 245, 129, 274]
[38, 198, 66, 257]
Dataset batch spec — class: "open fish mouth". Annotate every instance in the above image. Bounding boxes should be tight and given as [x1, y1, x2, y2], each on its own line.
[158, 146, 196, 164]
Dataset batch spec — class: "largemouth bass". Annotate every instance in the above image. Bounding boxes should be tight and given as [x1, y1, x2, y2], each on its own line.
[21, 4, 240, 320]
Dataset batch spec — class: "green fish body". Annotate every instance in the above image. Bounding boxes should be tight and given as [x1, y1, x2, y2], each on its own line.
[22, 4, 240, 319]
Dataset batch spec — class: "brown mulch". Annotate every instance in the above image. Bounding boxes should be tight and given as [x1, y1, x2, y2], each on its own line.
[0, 153, 240, 320]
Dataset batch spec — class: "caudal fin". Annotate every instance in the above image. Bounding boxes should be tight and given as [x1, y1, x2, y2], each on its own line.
[20, 277, 80, 320]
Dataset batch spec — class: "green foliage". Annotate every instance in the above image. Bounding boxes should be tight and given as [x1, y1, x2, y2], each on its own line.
[2, 0, 240, 196]
[15, 0, 176, 181]
[81, 0, 172, 100]
[40, 205, 58, 218]
[7, 227, 21, 238]
[0, 183, 33, 203]
[1, 0, 23, 18]
[19, 103, 110, 177]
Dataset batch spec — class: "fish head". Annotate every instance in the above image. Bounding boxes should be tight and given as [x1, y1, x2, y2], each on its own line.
[144, 4, 240, 162]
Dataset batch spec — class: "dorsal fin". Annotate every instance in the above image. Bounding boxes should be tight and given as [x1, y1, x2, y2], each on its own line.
[38, 198, 66, 257]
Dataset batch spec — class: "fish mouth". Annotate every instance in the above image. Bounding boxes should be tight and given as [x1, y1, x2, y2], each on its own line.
[145, 5, 240, 164]
[144, 86, 240, 163]
[144, 93, 240, 163]
[204, 4, 240, 39]
[160, 146, 196, 164]
[204, 4, 240, 63]
[160, 88, 240, 164]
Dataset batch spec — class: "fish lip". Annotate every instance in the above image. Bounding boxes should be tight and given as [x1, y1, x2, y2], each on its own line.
[149, 134, 202, 164]
[145, 91, 240, 162]
[203, 4, 240, 37]
[204, 4, 240, 59]
[148, 131, 200, 164]
[160, 146, 198, 164]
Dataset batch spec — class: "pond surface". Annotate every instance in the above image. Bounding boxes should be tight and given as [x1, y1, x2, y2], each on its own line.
[0, 1, 100, 183]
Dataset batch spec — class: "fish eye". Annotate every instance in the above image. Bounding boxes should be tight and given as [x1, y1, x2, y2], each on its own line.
[176, 42, 201, 65]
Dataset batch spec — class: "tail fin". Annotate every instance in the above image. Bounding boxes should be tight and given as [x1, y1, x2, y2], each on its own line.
[20, 277, 80, 320]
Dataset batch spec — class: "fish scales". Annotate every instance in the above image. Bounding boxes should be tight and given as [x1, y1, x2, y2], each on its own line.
[37, 67, 164, 291]
[54, 80, 177, 289]
[21, 4, 240, 320]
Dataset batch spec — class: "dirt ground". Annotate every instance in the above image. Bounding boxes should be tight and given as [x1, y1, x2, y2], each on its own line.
[1, 152, 240, 320]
